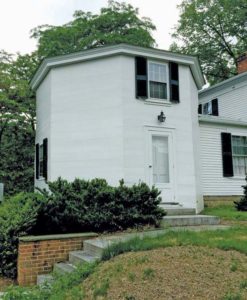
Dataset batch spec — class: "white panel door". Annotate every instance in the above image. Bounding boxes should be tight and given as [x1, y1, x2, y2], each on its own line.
[148, 131, 175, 203]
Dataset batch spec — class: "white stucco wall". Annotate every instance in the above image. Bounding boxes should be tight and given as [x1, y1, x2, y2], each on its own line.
[35, 54, 203, 210]
[200, 122, 246, 195]
[120, 56, 202, 210]
[35, 73, 51, 190]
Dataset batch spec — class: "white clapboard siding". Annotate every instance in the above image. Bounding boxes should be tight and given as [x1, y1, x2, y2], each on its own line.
[200, 123, 246, 195]
[199, 80, 247, 121]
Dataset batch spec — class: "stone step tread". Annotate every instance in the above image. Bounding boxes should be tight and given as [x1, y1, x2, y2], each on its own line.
[54, 262, 77, 274]
[37, 274, 54, 286]
[164, 208, 196, 216]
[69, 250, 100, 264]
[163, 215, 218, 219]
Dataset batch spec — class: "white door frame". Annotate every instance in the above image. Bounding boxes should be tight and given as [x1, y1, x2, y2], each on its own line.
[145, 126, 177, 203]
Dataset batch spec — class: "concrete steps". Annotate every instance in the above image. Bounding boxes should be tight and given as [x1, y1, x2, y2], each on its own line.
[162, 215, 220, 227]
[69, 250, 100, 265]
[37, 274, 54, 286]
[36, 213, 222, 287]
[54, 262, 76, 274]
[160, 203, 196, 216]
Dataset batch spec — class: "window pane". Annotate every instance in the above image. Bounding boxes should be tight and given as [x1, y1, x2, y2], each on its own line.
[149, 63, 167, 83]
[232, 136, 247, 176]
[150, 82, 167, 99]
[203, 102, 212, 115]
[152, 136, 169, 183]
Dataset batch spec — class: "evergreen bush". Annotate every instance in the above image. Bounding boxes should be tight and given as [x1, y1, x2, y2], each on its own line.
[34, 178, 165, 234]
[0, 193, 46, 278]
[0, 178, 164, 278]
[234, 176, 247, 211]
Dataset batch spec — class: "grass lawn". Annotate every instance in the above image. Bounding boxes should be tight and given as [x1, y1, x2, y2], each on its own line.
[5, 226, 247, 300]
[203, 204, 247, 225]
[82, 246, 247, 300]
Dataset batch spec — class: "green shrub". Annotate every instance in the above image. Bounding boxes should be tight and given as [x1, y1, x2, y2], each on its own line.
[34, 178, 165, 234]
[0, 192, 46, 278]
[0, 178, 164, 279]
[234, 176, 247, 211]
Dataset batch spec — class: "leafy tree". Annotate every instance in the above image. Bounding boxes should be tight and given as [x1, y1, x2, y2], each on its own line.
[0, 51, 39, 195]
[0, 1, 156, 195]
[31, 0, 156, 58]
[170, 0, 247, 84]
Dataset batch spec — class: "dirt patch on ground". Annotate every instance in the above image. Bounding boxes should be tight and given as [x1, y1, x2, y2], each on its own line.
[0, 277, 15, 292]
[82, 246, 247, 300]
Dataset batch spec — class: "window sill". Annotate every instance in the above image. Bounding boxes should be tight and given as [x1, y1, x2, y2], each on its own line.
[144, 99, 172, 107]
[227, 176, 246, 180]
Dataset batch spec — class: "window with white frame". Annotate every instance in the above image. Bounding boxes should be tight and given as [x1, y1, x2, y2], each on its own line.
[232, 135, 247, 176]
[148, 62, 168, 100]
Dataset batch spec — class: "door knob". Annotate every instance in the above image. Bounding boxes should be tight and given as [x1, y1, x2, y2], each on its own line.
[149, 165, 152, 168]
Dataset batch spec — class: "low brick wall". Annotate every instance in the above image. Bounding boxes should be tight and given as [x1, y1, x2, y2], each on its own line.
[18, 232, 98, 286]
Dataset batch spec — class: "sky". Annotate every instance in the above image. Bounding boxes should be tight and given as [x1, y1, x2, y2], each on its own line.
[0, 0, 182, 54]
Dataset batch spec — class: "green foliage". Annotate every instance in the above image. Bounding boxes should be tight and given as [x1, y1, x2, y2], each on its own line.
[0, 51, 39, 195]
[0, 193, 46, 278]
[234, 177, 247, 211]
[223, 292, 243, 300]
[31, 1, 156, 58]
[34, 178, 165, 234]
[93, 278, 110, 298]
[0, 1, 156, 196]
[203, 205, 247, 221]
[3, 262, 97, 300]
[101, 227, 247, 262]
[0, 178, 163, 279]
[3, 226, 247, 299]
[142, 267, 155, 280]
[171, 0, 247, 84]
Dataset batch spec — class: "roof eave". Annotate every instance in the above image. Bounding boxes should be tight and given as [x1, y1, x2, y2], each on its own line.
[30, 44, 205, 91]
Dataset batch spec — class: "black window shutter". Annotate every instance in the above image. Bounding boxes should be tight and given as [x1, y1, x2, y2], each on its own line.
[198, 104, 202, 114]
[169, 62, 179, 103]
[221, 132, 233, 177]
[135, 57, 147, 99]
[212, 98, 219, 116]
[36, 143, 39, 179]
[43, 138, 48, 181]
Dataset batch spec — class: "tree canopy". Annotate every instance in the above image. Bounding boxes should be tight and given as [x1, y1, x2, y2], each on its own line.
[31, 1, 156, 59]
[0, 51, 39, 195]
[0, 1, 156, 195]
[170, 0, 247, 84]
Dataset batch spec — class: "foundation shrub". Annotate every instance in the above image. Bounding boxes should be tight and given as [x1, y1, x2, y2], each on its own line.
[34, 178, 165, 234]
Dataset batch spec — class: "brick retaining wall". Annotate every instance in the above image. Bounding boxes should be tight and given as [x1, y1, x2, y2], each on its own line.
[18, 232, 98, 286]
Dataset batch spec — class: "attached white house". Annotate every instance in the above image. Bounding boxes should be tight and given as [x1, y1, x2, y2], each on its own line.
[199, 54, 247, 201]
[30, 44, 205, 212]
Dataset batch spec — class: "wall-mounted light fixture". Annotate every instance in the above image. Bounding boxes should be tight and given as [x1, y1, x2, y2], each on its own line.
[157, 111, 166, 123]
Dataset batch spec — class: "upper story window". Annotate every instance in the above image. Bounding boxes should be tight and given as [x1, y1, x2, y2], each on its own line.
[135, 57, 179, 103]
[148, 62, 168, 100]
[198, 98, 218, 116]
